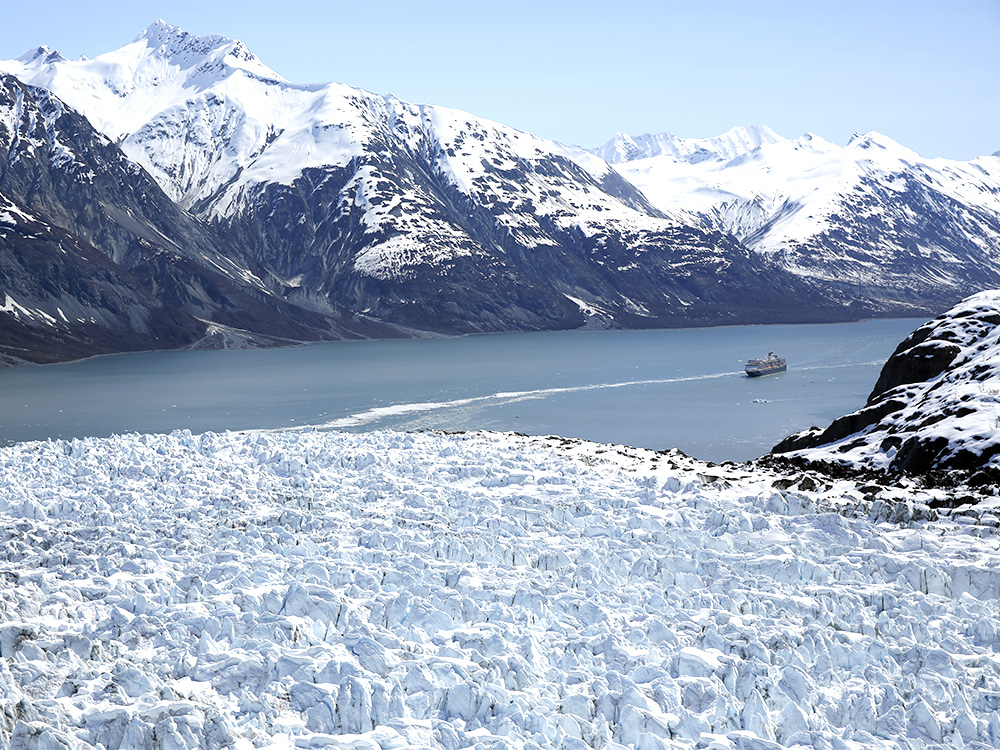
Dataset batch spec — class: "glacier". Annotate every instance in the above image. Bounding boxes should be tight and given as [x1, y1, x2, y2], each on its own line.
[2, 427, 999, 749]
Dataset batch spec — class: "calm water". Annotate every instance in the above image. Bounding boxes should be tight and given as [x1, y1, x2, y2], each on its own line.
[0, 319, 920, 462]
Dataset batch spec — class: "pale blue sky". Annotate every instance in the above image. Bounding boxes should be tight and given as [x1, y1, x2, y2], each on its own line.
[1, 0, 996, 159]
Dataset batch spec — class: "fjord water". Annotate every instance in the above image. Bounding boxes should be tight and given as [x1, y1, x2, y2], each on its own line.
[0, 318, 918, 462]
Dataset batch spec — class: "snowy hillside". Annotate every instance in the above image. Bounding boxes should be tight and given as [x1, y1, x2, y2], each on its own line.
[598, 128, 1000, 313]
[773, 289, 1000, 480]
[4, 26, 372, 214]
[0, 22, 850, 335]
[3, 427, 1000, 749]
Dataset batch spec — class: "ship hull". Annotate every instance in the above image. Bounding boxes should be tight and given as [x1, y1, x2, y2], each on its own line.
[745, 364, 787, 377]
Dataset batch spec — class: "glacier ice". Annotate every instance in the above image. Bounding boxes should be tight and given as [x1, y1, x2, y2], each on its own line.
[0, 428, 999, 749]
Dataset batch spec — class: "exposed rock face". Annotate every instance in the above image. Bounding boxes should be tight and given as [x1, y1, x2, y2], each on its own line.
[771, 291, 1000, 479]
[0, 74, 395, 363]
[0, 193, 205, 363]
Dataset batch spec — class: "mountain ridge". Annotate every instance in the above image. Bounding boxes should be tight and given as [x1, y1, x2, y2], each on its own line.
[2, 21, 997, 363]
[601, 126, 1000, 314]
[1, 20, 854, 348]
[593, 125, 787, 166]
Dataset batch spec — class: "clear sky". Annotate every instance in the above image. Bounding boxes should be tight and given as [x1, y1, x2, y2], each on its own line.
[1, 0, 996, 160]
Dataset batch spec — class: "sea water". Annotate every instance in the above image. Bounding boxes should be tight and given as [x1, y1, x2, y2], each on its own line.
[0, 318, 919, 461]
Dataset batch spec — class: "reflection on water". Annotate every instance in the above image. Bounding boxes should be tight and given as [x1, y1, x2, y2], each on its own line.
[0, 318, 920, 461]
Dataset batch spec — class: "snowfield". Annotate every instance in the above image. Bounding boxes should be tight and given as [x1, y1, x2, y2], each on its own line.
[3, 428, 1000, 749]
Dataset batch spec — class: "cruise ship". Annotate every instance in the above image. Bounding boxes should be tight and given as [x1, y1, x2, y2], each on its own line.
[745, 352, 786, 377]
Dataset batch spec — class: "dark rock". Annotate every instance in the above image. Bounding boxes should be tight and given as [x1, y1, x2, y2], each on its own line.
[0, 75, 398, 363]
[868, 338, 962, 403]
[968, 468, 1000, 487]
[772, 398, 907, 454]
[796, 476, 819, 491]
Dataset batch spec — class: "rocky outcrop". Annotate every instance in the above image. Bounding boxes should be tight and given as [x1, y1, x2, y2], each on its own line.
[770, 397, 909, 456]
[770, 291, 1000, 481]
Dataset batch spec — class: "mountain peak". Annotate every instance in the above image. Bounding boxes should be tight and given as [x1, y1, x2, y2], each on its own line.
[15, 45, 68, 66]
[135, 19, 182, 43]
[845, 131, 915, 158]
[720, 124, 782, 146]
[0, 21, 288, 145]
[134, 19, 227, 53]
[846, 130, 888, 148]
[122, 20, 284, 87]
[593, 125, 785, 165]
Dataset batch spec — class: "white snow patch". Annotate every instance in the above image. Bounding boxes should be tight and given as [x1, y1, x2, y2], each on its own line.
[0, 294, 58, 326]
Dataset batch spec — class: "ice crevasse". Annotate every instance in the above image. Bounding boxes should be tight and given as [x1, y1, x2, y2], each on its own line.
[1, 427, 999, 749]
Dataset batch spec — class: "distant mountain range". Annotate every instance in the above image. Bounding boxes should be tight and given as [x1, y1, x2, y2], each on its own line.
[2, 21, 998, 363]
[595, 126, 1000, 313]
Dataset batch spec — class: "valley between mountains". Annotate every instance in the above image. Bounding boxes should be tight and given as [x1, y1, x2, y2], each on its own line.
[5, 292, 1000, 749]
[2, 21, 999, 363]
[7, 20, 1000, 750]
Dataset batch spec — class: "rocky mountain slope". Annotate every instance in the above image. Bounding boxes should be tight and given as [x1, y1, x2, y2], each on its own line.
[1, 22, 852, 343]
[771, 290, 1000, 484]
[0, 72, 405, 363]
[0, 188, 206, 365]
[599, 127, 1000, 315]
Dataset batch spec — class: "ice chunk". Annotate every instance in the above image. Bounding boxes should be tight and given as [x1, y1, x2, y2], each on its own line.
[675, 647, 723, 678]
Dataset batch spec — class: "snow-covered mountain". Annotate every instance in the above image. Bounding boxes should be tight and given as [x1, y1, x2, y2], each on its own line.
[0, 72, 396, 363]
[0, 22, 846, 340]
[598, 127, 1000, 313]
[6, 20, 998, 361]
[772, 289, 1000, 482]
